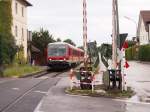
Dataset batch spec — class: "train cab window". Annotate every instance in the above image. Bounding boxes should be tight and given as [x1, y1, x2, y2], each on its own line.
[48, 44, 67, 56]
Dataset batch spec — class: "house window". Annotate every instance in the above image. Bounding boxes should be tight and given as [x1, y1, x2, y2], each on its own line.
[15, 2, 18, 14]
[15, 25, 18, 37]
[22, 7, 24, 17]
[22, 28, 24, 41]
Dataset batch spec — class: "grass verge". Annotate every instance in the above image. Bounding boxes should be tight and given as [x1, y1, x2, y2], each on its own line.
[3, 65, 43, 77]
[66, 85, 135, 99]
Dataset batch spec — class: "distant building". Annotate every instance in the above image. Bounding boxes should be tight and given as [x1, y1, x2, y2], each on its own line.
[137, 10, 150, 45]
[11, 0, 32, 59]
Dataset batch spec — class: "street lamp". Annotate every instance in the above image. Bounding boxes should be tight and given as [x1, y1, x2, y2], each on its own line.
[124, 16, 139, 43]
[124, 16, 138, 31]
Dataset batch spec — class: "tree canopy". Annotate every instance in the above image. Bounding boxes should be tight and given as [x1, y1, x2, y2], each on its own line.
[63, 39, 76, 46]
[56, 38, 61, 42]
[32, 28, 56, 54]
[99, 43, 112, 60]
[99, 43, 112, 68]
[126, 40, 136, 48]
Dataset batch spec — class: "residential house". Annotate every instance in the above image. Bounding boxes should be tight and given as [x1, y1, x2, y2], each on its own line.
[11, 0, 32, 59]
[137, 10, 150, 45]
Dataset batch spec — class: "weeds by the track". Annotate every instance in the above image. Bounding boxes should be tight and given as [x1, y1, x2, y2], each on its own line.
[66, 85, 135, 99]
[3, 65, 43, 77]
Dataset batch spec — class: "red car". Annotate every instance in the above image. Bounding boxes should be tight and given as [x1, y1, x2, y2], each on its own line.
[47, 42, 84, 69]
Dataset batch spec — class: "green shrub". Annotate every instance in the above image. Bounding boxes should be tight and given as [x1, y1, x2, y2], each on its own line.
[125, 47, 133, 60]
[138, 45, 150, 61]
[0, 0, 16, 66]
[126, 44, 150, 62]
[132, 46, 139, 60]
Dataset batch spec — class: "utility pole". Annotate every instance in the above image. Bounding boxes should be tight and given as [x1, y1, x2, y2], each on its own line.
[112, 0, 120, 69]
[83, 0, 88, 67]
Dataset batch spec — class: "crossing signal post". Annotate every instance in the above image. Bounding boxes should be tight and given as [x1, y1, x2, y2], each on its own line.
[83, 0, 88, 69]
[111, 0, 129, 90]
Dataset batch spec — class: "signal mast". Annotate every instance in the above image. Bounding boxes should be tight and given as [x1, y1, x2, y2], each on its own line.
[112, 0, 120, 69]
[83, 0, 88, 67]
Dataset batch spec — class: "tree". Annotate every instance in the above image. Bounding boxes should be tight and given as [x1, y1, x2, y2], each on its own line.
[32, 28, 56, 55]
[56, 38, 61, 42]
[99, 43, 112, 68]
[100, 43, 112, 60]
[32, 28, 56, 65]
[78, 46, 84, 50]
[126, 40, 136, 48]
[63, 39, 76, 46]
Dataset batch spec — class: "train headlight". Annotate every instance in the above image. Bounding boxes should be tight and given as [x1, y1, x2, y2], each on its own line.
[49, 59, 52, 61]
[64, 58, 66, 61]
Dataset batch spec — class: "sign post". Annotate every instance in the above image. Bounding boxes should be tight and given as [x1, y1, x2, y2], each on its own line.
[83, 0, 88, 69]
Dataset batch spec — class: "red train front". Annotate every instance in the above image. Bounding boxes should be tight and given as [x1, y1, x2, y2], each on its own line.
[47, 42, 84, 69]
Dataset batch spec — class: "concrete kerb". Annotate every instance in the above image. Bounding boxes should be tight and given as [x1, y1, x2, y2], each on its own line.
[19, 67, 48, 78]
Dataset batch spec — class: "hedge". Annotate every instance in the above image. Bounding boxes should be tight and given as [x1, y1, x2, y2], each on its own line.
[138, 45, 150, 61]
[125, 47, 132, 60]
[125, 44, 150, 61]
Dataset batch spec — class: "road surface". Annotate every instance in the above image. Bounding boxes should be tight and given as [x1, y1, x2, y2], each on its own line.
[125, 61, 150, 103]
[0, 72, 61, 112]
[35, 61, 150, 112]
[0, 62, 150, 112]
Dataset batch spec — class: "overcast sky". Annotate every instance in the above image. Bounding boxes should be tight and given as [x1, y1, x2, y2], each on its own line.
[28, 0, 150, 46]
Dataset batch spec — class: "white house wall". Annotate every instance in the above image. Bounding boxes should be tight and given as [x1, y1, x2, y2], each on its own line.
[138, 17, 149, 45]
[11, 0, 28, 59]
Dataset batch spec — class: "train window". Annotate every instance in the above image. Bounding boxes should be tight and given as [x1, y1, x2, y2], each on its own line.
[48, 44, 67, 56]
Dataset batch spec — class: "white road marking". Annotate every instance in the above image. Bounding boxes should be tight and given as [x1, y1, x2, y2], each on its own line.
[113, 99, 150, 105]
[38, 76, 49, 79]
[34, 91, 47, 94]
[12, 88, 20, 90]
[34, 95, 45, 112]
[0, 79, 15, 84]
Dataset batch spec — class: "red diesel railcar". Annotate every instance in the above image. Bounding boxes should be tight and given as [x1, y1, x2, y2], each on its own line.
[47, 42, 84, 69]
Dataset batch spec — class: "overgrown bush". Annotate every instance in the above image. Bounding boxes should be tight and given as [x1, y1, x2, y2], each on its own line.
[138, 45, 150, 61]
[0, 0, 12, 34]
[126, 44, 150, 61]
[125, 47, 132, 60]
[0, 33, 17, 65]
[14, 45, 27, 65]
[0, 0, 17, 65]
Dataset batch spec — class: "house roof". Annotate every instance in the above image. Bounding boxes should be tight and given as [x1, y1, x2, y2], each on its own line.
[20, 0, 32, 6]
[140, 10, 150, 31]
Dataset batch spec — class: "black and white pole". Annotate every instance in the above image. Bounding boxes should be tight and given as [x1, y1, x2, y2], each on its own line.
[83, 0, 88, 66]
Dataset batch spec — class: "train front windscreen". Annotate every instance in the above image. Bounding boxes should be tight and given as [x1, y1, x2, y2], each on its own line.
[48, 44, 67, 57]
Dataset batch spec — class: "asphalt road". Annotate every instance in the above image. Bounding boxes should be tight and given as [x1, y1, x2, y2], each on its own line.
[35, 62, 150, 112]
[125, 61, 150, 103]
[0, 62, 150, 112]
[0, 72, 61, 112]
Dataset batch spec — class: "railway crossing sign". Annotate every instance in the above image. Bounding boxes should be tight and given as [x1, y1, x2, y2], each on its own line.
[117, 33, 128, 50]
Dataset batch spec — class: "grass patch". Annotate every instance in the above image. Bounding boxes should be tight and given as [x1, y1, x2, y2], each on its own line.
[3, 65, 43, 77]
[66, 85, 135, 99]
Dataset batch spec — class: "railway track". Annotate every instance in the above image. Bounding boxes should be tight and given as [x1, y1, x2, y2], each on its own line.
[0, 71, 68, 112]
